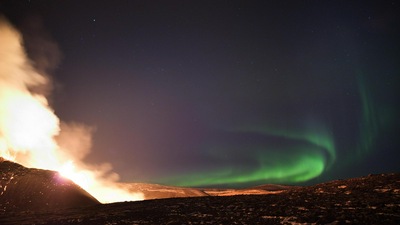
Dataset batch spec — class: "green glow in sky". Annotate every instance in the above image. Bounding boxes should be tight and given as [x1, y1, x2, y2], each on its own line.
[162, 125, 332, 187]
[357, 74, 379, 155]
[165, 151, 325, 187]
[161, 73, 388, 188]
[251, 125, 336, 169]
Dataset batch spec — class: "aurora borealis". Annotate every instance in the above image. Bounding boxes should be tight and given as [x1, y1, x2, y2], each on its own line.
[1, 1, 399, 188]
[158, 74, 376, 187]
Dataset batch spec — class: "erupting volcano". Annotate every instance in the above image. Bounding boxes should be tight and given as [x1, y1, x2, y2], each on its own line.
[1, 0, 399, 216]
[0, 0, 399, 223]
[0, 17, 143, 203]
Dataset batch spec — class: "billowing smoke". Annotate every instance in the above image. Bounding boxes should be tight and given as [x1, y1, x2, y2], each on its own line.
[0, 16, 143, 203]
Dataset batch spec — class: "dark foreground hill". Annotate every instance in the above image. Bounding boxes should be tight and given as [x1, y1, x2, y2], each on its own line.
[0, 158, 99, 212]
[0, 170, 399, 224]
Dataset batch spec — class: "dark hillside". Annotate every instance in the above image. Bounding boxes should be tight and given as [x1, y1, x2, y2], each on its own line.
[0, 158, 99, 212]
[0, 170, 398, 224]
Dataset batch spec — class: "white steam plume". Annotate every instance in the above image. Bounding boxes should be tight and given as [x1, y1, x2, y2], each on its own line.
[0, 16, 143, 203]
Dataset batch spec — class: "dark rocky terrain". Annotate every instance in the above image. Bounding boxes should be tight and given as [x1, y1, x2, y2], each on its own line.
[0, 159, 399, 224]
[0, 158, 99, 212]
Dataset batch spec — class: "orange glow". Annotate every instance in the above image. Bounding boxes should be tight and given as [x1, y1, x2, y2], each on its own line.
[0, 17, 143, 203]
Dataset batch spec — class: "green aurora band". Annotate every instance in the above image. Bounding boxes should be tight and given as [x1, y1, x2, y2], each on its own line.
[356, 73, 380, 156]
[161, 73, 382, 187]
[163, 126, 333, 187]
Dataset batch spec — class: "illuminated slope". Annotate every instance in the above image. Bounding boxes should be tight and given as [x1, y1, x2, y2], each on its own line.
[0, 158, 100, 212]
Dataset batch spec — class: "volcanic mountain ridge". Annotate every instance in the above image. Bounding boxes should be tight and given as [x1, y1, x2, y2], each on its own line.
[0, 157, 99, 212]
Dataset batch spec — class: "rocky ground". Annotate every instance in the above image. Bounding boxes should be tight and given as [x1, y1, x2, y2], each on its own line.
[0, 158, 99, 212]
[0, 170, 399, 224]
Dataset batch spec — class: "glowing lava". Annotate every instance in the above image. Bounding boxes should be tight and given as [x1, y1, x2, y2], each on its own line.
[0, 17, 143, 203]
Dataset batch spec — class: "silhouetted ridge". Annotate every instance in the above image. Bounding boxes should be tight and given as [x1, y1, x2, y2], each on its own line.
[0, 158, 100, 212]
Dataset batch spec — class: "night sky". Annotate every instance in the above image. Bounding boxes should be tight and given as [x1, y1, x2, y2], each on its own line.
[1, 0, 399, 187]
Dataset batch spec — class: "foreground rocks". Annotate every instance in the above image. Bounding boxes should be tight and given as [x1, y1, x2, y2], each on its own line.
[0, 172, 399, 224]
[0, 158, 99, 212]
